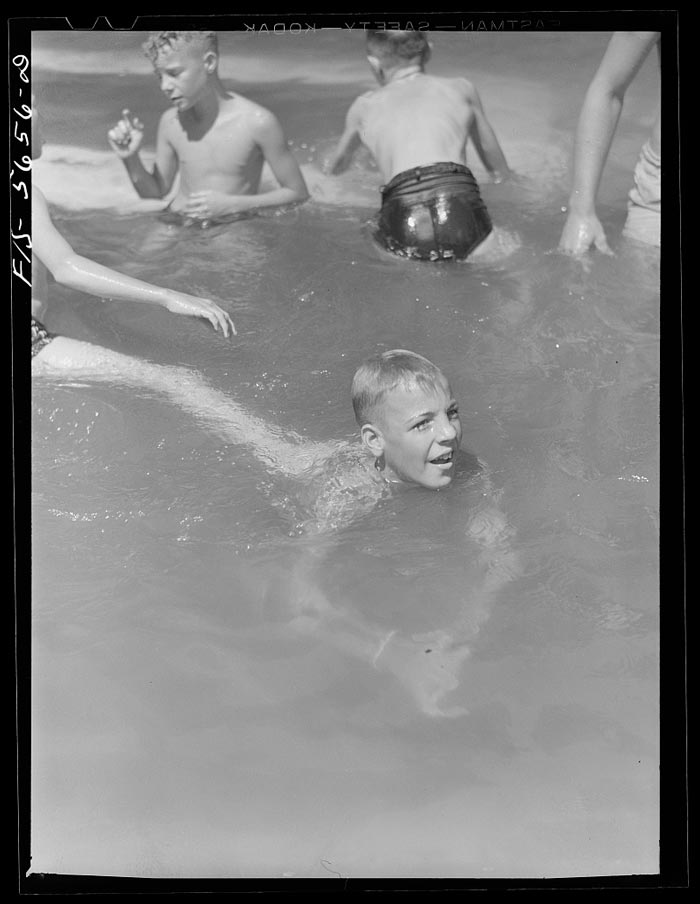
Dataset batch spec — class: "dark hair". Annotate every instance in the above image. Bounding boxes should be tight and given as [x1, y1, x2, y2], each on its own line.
[351, 349, 448, 425]
[142, 31, 218, 64]
[365, 29, 429, 65]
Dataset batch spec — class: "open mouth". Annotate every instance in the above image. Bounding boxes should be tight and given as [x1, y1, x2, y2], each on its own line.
[429, 450, 454, 466]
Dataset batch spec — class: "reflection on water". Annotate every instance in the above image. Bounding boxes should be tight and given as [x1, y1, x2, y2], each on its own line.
[29, 30, 659, 880]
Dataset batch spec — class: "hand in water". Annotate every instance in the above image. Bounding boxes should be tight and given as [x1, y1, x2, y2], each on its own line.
[164, 292, 236, 337]
[108, 109, 145, 158]
[489, 168, 516, 185]
[559, 210, 613, 256]
[185, 190, 245, 221]
[376, 630, 471, 718]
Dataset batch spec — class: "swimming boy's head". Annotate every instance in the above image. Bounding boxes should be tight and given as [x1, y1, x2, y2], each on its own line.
[352, 349, 462, 489]
[366, 30, 431, 82]
[142, 32, 220, 110]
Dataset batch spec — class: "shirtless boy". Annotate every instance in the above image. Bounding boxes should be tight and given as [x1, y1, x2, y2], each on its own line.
[108, 31, 309, 223]
[288, 350, 519, 717]
[327, 29, 511, 261]
[559, 31, 661, 254]
[30, 94, 234, 367]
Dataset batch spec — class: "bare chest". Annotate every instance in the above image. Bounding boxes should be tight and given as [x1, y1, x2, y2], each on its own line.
[171, 118, 262, 178]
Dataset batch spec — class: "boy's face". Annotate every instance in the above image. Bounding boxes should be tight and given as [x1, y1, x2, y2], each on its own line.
[153, 44, 216, 110]
[371, 379, 462, 489]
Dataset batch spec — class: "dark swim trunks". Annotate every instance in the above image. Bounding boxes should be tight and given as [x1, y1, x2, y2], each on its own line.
[31, 316, 55, 358]
[375, 162, 493, 261]
[158, 201, 252, 229]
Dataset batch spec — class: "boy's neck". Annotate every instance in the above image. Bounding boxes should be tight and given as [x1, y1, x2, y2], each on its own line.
[385, 63, 424, 84]
[187, 77, 229, 120]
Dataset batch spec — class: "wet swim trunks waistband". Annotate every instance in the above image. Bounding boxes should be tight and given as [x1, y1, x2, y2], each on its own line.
[31, 316, 55, 358]
[158, 201, 253, 229]
[376, 162, 492, 261]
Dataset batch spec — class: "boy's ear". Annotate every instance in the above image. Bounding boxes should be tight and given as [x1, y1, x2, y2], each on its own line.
[203, 50, 218, 73]
[366, 55, 383, 80]
[360, 422, 385, 459]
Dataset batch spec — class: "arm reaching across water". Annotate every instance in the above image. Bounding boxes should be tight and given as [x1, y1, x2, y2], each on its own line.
[34, 337, 334, 476]
[32, 184, 235, 336]
[325, 96, 368, 175]
[559, 31, 660, 256]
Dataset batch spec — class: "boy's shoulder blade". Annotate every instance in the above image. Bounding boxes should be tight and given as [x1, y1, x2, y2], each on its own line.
[347, 90, 374, 119]
[352, 88, 379, 106]
[453, 76, 476, 97]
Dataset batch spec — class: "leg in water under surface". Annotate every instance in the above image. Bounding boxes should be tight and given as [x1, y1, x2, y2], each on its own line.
[288, 538, 472, 718]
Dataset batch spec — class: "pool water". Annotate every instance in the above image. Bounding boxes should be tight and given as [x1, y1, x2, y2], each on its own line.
[29, 30, 660, 879]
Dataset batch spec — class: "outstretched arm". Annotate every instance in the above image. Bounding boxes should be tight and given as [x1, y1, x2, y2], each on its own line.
[184, 111, 309, 219]
[559, 31, 659, 256]
[108, 110, 179, 200]
[465, 82, 511, 182]
[32, 185, 234, 336]
[325, 98, 366, 175]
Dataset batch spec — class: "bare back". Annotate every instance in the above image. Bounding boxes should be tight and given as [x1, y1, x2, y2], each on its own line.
[164, 94, 269, 211]
[357, 75, 476, 181]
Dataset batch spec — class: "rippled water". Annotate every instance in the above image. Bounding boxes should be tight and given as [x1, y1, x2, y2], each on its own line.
[29, 30, 660, 879]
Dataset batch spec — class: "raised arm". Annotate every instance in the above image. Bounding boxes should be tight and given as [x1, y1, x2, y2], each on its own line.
[32, 185, 234, 336]
[325, 97, 366, 175]
[465, 82, 511, 182]
[559, 31, 660, 255]
[108, 109, 179, 200]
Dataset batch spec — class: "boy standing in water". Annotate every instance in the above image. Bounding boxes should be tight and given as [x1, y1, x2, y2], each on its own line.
[31, 95, 234, 353]
[327, 29, 511, 260]
[559, 31, 661, 254]
[108, 31, 309, 223]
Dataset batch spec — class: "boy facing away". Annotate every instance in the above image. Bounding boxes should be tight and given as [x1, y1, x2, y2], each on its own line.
[326, 30, 512, 261]
[108, 31, 309, 223]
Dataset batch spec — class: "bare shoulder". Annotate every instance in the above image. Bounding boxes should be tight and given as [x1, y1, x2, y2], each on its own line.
[347, 90, 374, 120]
[233, 95, 280, 128]
[446, 75, 477, 100]
[158, 107, 180, 135]
[354, 89, 376, 105]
